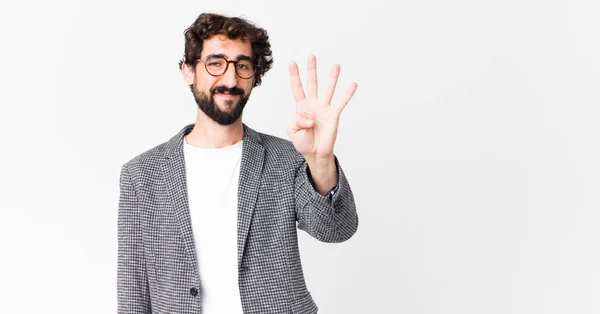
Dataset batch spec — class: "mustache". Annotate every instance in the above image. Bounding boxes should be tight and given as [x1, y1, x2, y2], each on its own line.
[211, 85, 244, 96]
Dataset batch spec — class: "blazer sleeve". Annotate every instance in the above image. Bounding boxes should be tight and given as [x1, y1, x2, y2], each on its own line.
[294, 155, 359, 243]
[117, 164, 152, 314]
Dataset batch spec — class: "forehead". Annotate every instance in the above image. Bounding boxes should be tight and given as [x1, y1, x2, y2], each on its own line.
[201, 34, 252, 59]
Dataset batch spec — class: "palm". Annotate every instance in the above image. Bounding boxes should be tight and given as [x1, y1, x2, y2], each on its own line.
[288, 55, 358, 159]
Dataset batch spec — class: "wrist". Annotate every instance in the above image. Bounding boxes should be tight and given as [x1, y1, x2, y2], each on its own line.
[304, 154, 335, 169]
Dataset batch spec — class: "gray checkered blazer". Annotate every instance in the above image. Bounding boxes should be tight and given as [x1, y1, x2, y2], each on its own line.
[118, 123, 358, 314]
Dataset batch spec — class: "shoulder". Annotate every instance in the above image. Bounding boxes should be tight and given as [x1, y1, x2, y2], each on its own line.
[117, 142, 167, 205]
[121, 123, 192, 176]
[123, 141, 167, 168]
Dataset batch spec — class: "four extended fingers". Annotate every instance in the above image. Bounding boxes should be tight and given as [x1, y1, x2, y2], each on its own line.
[289, 55, 357, 111]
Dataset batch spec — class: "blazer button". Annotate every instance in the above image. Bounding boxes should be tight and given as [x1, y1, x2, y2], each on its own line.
[190, 287, 198, 296]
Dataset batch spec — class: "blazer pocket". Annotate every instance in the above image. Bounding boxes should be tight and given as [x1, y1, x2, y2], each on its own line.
[290, 292, 318, 314]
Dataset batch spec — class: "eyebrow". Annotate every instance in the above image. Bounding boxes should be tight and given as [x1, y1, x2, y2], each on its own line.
[207, 53, 253, 61]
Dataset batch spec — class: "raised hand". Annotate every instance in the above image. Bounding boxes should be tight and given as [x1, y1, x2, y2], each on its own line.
[288, 55, 358, 161]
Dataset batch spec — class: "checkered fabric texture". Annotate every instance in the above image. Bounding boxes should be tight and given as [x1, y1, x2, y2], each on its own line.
[117, 123, 358, 314]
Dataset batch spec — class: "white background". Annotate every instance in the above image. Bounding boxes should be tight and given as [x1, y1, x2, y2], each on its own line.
[0, 0, 598, 313]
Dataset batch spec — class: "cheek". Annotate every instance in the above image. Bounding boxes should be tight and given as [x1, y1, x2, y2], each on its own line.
[242, 80, 254, 94]
[197, 76, 218, 92]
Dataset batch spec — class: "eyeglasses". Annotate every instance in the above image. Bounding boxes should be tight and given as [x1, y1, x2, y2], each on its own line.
[198, 55, 256, 79]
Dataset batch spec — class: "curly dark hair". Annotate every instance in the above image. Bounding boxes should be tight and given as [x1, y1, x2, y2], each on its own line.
[178, 13, 274, 87]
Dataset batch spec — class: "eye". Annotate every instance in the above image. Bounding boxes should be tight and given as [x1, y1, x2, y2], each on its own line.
[237, 63, 249, 70]
[208, 61, 224, 67]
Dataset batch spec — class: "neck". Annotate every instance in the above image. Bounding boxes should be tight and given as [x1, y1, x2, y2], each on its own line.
[184, 109, 244, 148]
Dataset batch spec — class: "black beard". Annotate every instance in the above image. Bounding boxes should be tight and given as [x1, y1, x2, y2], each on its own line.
[190, 84, 249, 125]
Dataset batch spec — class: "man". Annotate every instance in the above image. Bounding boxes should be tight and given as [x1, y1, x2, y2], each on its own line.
[117, 12, 358, 314]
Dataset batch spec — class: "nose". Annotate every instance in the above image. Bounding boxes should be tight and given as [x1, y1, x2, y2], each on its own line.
[220, 62, 238, 88]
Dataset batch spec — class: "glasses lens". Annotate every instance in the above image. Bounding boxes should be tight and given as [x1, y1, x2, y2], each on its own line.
[235, 60, 255, 79]
[205, 56, 227, 75]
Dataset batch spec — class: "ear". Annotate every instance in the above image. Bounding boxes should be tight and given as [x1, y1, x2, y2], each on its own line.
[182, 62, 195, 86]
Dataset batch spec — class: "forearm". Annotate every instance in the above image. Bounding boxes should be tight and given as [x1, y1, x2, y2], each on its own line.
[305, 155, 337, 196]
[295, 157, 358, 243]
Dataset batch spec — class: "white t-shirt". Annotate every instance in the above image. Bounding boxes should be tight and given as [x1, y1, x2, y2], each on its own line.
[183, 137, 244, 313]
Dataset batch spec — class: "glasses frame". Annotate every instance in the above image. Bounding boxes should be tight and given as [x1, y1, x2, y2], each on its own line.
[198, 55, 257, 79]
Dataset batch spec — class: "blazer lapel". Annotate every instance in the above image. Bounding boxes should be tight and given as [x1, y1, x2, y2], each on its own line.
[159, 123, 265, 276]
[160, 123, 200, 280]
[237, 124, 265, 270]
